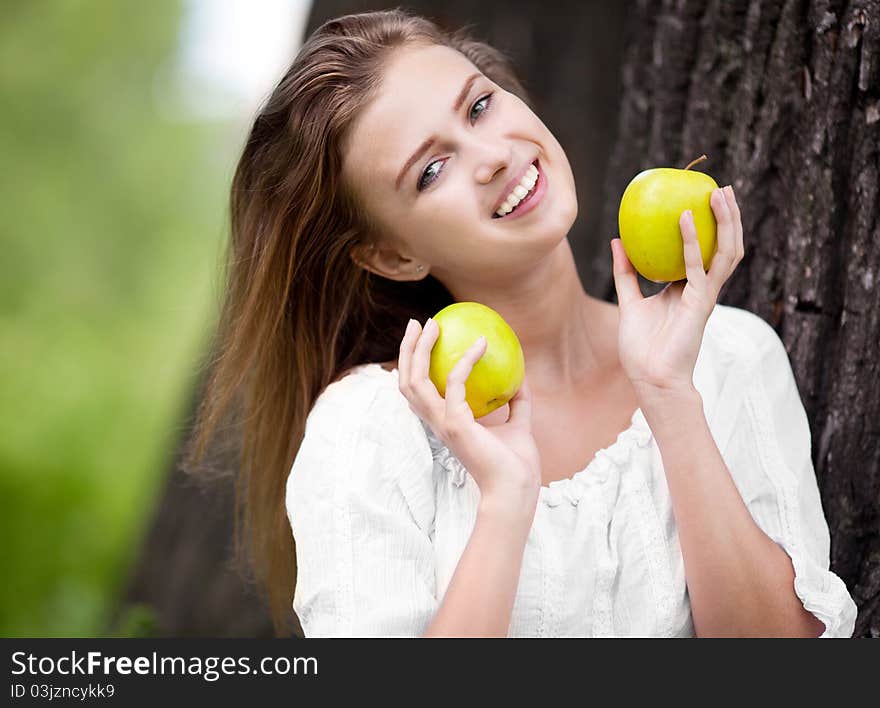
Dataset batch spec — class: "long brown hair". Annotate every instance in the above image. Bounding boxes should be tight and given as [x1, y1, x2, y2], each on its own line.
[182, 8, 532, 636]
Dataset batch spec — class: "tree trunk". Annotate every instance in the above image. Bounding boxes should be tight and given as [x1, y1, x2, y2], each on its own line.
[598, 0, 879, 637]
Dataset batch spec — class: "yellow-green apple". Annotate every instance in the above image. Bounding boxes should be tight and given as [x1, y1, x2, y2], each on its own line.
[428, 302, 525, 419]
[618, 155, 720, 282]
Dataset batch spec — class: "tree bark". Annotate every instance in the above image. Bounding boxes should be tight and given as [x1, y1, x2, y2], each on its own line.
[599, 0, 879, 637]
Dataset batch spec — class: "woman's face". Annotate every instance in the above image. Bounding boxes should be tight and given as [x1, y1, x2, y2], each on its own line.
[342, 43, 578, 291]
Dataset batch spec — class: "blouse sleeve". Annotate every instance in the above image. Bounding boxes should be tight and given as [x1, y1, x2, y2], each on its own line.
[717, 310, 857, 637]
[285, 377, 438, 637]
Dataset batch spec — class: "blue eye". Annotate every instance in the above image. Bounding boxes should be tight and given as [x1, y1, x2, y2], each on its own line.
[417, 92, 495, 192]
[417, 159, 446, 191]
[469, 93, 492, 122]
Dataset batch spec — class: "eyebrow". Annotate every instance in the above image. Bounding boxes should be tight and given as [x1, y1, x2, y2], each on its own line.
[394, 72, 482, 191]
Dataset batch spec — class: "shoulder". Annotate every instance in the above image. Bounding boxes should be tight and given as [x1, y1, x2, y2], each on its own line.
[289, 363, 435, 525]
[704, 303, 788, 374]
[693, 305, 794, 439]
[307, 363, 419, 444]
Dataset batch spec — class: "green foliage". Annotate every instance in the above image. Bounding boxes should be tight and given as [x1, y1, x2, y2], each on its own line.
[110, 604, 161, 638]
[0, 1, 239, 635]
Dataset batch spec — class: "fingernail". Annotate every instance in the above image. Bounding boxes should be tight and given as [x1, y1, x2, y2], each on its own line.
[425, 317, 434, 332]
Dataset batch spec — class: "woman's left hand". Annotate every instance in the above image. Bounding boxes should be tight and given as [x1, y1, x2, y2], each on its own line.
[610, 185, 743, 397]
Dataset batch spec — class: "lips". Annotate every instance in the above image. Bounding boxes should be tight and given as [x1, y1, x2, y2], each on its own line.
[491, 159, 539, 217]
[493, 160, 547, 221]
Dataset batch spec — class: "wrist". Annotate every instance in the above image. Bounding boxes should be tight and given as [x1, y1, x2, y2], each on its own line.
[478, 488, 539, 529]
[634, 381, 702, 416]
[636, 384, 706, 445]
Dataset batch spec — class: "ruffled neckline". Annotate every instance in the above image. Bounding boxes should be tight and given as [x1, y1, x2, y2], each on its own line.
[535, 407, 653, 506]
[353, 362, 654, 507]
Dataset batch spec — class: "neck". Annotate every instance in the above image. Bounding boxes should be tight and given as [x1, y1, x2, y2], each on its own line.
[443, 239, 614, 396]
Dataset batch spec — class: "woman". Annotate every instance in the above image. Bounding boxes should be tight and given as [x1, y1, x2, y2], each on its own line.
[185, 9, 857, 637]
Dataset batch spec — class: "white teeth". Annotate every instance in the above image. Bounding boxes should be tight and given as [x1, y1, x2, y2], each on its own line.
[495, 163, 540, 217]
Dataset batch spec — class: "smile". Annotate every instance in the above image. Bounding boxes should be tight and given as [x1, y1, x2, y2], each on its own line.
[492, 160, 547, 220]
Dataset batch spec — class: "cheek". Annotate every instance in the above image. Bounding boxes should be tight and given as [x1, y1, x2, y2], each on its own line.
[414, 201, 498, 259]
[426, 180, 484, 224]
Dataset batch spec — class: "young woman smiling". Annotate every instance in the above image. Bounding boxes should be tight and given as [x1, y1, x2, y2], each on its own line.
[185, 9, 857, 638]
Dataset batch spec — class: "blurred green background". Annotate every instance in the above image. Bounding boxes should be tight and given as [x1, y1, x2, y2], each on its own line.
[0, 0, 254, 636]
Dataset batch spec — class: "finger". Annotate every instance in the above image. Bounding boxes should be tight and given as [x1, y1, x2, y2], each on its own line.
[725, 186, 744, 262]
[410, 318, 435, 383]
[410, 318, 446, 418]
[398, 319, 418, 393]
[707, 186, 735, 291]
[610, 238, 643, 306]
[444, 335, 487, 417]
[679, 209, 708, 290]
[506, 374, 533, 427]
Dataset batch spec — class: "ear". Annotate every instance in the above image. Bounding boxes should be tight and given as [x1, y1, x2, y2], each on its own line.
[349, 240, 428, 281]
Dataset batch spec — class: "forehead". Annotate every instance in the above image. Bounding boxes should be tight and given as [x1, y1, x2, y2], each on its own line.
[343, 44, 480, 188]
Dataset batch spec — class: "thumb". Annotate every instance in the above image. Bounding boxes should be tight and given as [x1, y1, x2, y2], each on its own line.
[506, 374, 533, 426]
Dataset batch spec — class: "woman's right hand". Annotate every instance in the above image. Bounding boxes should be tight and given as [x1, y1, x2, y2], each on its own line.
[398, 317, 543, 512]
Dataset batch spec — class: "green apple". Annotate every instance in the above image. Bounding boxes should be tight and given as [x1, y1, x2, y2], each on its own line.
[618, 155, 720, 282]
[428, 302, 525, 419]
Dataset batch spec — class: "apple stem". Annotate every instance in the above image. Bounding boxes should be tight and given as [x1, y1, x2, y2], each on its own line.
[684, 154, 708, 171]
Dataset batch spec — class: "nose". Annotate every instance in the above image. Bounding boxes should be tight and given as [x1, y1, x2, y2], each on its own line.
[473, 142, 511, 185]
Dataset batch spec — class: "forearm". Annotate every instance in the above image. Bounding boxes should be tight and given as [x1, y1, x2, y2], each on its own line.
[422, 496, 535, 638]
[638, 386, 825, 638]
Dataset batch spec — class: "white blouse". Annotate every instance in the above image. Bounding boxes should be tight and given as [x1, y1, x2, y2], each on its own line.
[286, 304, 857, 637]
